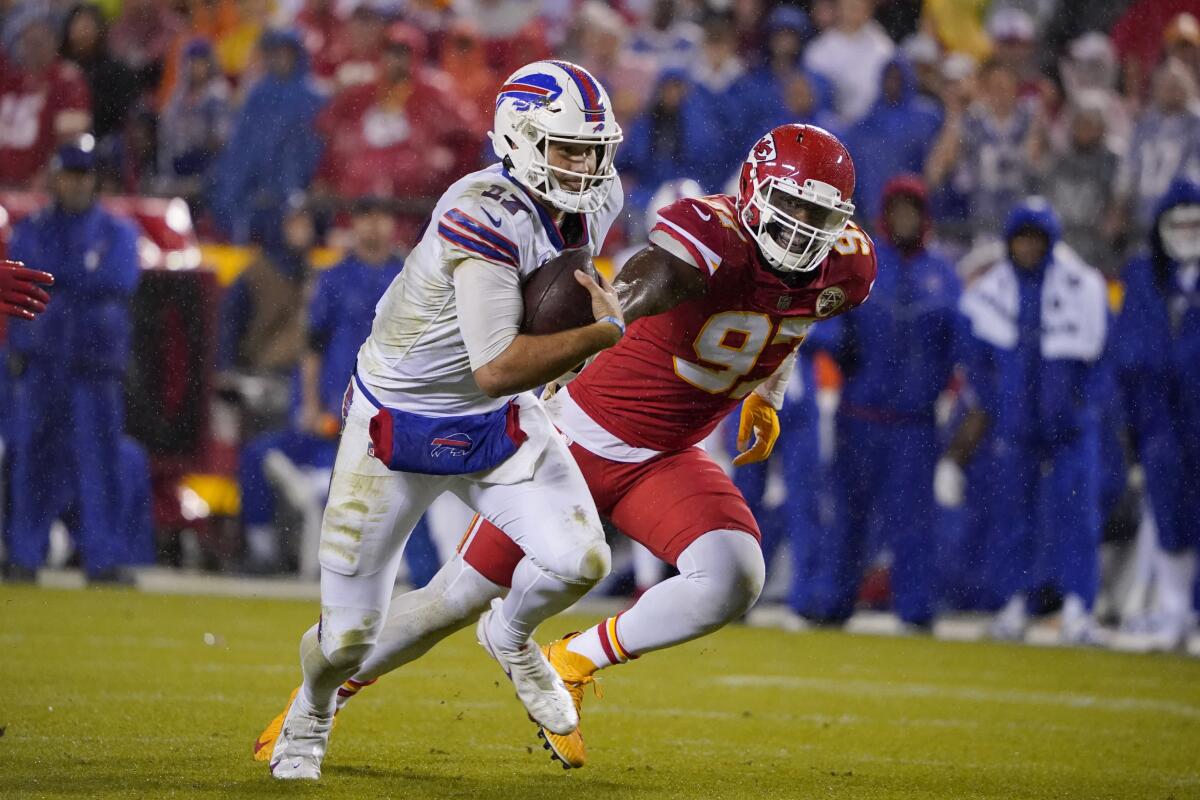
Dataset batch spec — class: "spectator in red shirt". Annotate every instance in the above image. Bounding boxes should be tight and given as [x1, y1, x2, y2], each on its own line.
[1112, 0, 1200, 101]
[0, 12, 91, 187]
[309, 5, 387, 91]
[314, 23, 482, 241]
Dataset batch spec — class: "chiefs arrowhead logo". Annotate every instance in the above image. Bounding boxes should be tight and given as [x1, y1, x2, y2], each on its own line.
[752, 132, 777, 163]
[815, 286, 846, 318]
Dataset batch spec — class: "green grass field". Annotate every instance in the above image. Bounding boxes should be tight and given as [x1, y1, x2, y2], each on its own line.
[1, 586, 1198, 799]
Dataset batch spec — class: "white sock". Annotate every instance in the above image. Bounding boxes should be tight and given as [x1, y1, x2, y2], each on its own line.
[298, 624, 340, 718]
[566, 614, 632, 670]
[485, 556, 589, 652]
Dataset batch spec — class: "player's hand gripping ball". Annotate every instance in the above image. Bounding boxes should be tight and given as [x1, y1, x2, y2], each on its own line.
[733, 392, 781, 466]
[521, 248, 603, 335]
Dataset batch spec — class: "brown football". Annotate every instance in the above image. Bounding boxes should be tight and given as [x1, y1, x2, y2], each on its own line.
[520, 247, 598, 335]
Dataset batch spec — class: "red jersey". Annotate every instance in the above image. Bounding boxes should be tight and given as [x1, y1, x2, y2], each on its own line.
[569, 194, 876, 452]
[0, 57, 90, 186]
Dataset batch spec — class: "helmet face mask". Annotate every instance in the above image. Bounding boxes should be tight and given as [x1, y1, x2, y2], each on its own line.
[1159, 203, 1200, 262]
[492, 61, 623, 214]
[737, 125, 856, 273]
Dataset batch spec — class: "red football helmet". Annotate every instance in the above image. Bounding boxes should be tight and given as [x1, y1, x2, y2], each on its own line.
[736, 124, 856, 272]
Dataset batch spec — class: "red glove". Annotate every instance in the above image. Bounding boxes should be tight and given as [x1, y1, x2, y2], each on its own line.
[0, 260, 54, 320]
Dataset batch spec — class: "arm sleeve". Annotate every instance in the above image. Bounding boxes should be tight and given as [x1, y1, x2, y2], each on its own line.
[754, 349, 798, 409]
[453, 258, 523, 372]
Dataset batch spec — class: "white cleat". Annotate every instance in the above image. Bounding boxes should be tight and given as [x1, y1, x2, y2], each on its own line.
[1118, 611, 1194, 653]
[1059, 594, 1106, 647]
[476, 598, 578, 735]
[988, 596, 1029, 642]
[268, 696, 333, 781]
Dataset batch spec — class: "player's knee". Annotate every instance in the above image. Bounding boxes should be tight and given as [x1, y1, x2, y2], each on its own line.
[692, 530, 765, 617]
[575, 539, 612, 585]
[319, 608, 383, 671]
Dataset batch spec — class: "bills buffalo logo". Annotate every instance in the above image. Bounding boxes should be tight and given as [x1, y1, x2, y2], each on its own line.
[815, 286, 846, 317]
[752, 133, 777, 163]
[496, 73, 563, 112]
[431, 433, 473, 458]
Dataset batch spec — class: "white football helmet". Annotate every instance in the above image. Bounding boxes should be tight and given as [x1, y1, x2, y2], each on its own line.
[490, 60, 623, 214]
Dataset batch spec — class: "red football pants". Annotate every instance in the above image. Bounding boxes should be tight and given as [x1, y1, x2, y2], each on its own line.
[459, 440, 761, 587]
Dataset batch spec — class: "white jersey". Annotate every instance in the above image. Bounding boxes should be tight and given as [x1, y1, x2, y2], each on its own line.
[355, 164, 623, 416]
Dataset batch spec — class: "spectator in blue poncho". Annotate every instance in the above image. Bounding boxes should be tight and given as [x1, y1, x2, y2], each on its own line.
[207, 29, 325, 245]
[618, 68, 725, 218]
[733, 6, 838, 161]
[845, 56, 944, 228]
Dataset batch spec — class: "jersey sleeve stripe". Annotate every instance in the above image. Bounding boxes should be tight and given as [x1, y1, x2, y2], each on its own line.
[445, 208, 520, 262]
[649, 227, 704, 272]
[437, 223, 519, 268]
[440, 217, 520, 266]
[652, 218, 720, 274]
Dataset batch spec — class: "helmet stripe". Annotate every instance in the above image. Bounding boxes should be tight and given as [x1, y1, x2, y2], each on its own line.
[549, 60, 605, 122]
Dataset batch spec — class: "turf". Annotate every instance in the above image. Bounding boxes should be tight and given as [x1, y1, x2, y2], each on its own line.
[1, 586, 1198, 799]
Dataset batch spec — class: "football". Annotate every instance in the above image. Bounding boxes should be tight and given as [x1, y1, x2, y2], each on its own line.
[520, 247, 598, 335]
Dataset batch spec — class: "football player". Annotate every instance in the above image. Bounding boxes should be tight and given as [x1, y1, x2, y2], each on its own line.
[256, 60, 625, 780]
[307, 124, 878, 768]
[0, 261, 54, 320]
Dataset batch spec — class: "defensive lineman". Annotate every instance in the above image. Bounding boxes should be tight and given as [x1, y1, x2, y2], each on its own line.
[259, 60, 625, 780]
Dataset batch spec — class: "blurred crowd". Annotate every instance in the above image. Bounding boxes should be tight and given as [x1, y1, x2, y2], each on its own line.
[1, 0, 1199, 649]
[0, 0, 1195, 262]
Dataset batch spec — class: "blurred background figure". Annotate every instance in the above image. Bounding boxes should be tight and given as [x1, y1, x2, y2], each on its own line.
[3, 137, 152, 584]
[59, 3, 138, 151]
[217, 193, 315, 451]
[1110, 180, 1200, 652]
[157, 38, 233, 202]
[312, 23, 479, 245]
[957, 199, 1109, 645]
[0, 9, 91, 187]
[844, 56, 944, 228]
[926, 57, 1036, 244]
[1031, 94, 1121, 275]
[808, 177, 963, 629]
[804, 0, 895, 125]
[206, 28, 325, 245]
[1113, 59, 1200, 248]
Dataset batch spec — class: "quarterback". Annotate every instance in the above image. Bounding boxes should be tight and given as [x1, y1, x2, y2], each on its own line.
[257, 60, 625, 780]
[302, 125, 877, 767]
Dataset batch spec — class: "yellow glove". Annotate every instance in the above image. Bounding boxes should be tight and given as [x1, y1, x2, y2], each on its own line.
[732, 392, 780, 467]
